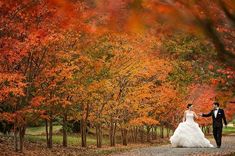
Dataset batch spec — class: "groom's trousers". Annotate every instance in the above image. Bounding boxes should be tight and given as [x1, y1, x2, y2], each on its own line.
[213, 126, 222, 147]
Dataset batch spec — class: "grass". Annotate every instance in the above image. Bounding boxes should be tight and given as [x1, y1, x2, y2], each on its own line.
[24, 125, 172, 147]
[25, 134, 111, 146]
[26, 125, 62, 135]
[25, 125, 111, 146]
[223, 126, 235, 135]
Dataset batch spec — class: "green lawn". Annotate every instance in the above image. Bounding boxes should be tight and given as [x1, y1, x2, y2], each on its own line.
[223, 119, 235, 134]
[223, 126, 235, 134]
[25, 125, 111, 146]
[26, 125, 62, 135]
[24, 125, 172, 146]
[25, 134, 110, 146]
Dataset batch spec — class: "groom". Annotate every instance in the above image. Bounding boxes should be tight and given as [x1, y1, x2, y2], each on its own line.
[200, 102, 227, 148]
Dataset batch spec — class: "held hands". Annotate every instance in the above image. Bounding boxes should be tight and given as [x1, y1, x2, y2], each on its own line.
[198, 113, 203, 117]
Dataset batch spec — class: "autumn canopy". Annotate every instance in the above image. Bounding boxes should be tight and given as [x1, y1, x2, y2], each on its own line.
[0, 0, 234, 153]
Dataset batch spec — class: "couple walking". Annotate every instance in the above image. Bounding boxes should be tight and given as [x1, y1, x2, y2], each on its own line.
[170, 102, 227, 148]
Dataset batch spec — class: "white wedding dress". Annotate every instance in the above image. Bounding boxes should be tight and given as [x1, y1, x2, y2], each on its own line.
[170, 112, 213, 148]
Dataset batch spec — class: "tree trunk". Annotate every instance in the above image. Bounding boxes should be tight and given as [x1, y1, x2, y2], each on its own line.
[96, 123, 102, 148]
[62, 112, 68, 147]
[140, 126, 144, 142]
[156, 126, 158, 138]
[48, 113, 53, 148]
[14, 126, 18, 152]
[134, 127, 138, 142]
[160, 126, 164, 138]
[195, 11, 235, 67]
[121, 128, 128, 146]
[19, 126, 25, 153]
[166, 128, 170, 138]
[45, 120, 49, 147]
[146, 126, 151, 142]
[109, 117, 114, 146]
[152, 126, 157, 140]
[208, 126, 211, 134]
[81, 102, 90, 148]
[131, 128, 136, 143]
[109, 117, 116, 146]
[80, 118, 87, 147]
[129, 128, 133, 142]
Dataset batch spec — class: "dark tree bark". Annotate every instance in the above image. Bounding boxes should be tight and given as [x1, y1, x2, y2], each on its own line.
[152, 126, 157, 140]
[48, 113, 53, 148]
[166, 127, 170, 137]
[140, 126, 144, 142]
[62, 112, 68, 147]
[121, 128, 128, 146]
[45, 120, 49, 147]
[14, 125, 18, 152]
[80, 102, 90, 147]
[95, 123, 102, 148]
[109, 116, 117, 146]
[146, 126, 151, 142]
[160, 126, 164, 138]
[218, 0, 235, 25]
[19, 126, 25, 153]
[80, 118, 87, 147]
[134, 127, 138, 142]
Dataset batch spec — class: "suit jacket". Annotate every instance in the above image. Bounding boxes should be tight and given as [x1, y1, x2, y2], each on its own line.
[202, 108, 227, 127]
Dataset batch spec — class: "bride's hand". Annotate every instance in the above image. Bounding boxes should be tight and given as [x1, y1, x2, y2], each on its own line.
[198, 113, 203, 116]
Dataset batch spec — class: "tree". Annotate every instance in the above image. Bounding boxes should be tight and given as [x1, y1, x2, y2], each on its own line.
[91, 0, 235, 67]
[0, 0, 88, 152]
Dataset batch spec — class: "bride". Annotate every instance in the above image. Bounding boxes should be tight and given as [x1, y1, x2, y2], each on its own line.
[170, 104, 213, 148]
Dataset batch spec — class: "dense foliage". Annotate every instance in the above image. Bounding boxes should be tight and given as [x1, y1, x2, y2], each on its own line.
[0, 0, 234, 152]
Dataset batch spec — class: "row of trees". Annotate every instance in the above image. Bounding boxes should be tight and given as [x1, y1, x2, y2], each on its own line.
[0, 0, 234, 153]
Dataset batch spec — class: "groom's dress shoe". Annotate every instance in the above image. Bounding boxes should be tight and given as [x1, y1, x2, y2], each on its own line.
[217, 146, 221, 148]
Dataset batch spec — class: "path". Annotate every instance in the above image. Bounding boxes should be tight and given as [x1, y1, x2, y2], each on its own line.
[111, 135, 235, 156]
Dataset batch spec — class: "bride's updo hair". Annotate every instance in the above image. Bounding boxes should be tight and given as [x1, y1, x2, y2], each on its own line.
[187, 104, 193, 108]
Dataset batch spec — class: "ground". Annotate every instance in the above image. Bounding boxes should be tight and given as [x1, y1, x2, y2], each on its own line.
[111, 134, 235, 156]
[0, 137, 167, 156]
[0, 134, 235, 156]
[1, 135, 235, 156]
[0, 125, 234, 156]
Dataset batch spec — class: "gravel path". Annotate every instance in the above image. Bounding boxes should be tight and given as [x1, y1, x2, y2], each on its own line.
[111, 135, 235, 156]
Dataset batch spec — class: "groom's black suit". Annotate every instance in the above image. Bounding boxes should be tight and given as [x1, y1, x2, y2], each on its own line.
[202, 108, 227, 147]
